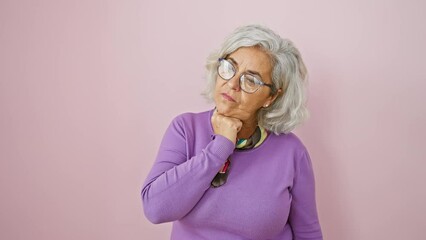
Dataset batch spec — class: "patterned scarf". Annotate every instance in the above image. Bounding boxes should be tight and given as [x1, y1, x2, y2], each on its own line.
[210, 126, 268, 188]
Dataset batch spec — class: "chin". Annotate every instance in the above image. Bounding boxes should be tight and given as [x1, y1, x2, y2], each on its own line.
[216, 104, 232, 115]
[217, 105, 248, 121]
[215, 104, 228, 114]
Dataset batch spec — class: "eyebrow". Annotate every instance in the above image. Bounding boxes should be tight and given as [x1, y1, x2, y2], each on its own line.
[227, 57, 264, 80]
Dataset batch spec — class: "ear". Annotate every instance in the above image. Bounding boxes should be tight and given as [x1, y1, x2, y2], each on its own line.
[263, 88, 282, 108]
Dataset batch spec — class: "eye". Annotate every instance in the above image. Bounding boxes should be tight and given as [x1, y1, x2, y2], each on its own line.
[218, 59, 235, 80]
[243, 74, 261, 87]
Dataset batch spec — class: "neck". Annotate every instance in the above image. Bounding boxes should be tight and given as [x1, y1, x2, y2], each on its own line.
[237, 118, 258, 139]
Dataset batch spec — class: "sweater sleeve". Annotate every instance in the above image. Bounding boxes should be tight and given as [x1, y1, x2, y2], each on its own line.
[141, 115, 235, 224]
[289, 149, 323, 240]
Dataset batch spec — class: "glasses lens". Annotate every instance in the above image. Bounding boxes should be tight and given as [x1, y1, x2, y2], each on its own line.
[241, 74, 261, 93]
[218, 59, 235, 80]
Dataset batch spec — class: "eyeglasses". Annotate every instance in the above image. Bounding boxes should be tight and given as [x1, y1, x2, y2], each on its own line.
[217, 58, 275, 94]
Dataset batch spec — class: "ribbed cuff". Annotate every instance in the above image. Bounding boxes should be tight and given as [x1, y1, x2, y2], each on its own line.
[206, 134, 235, 164]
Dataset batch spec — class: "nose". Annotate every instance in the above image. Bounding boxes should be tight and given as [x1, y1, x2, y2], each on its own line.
[227, 74, 241, 91]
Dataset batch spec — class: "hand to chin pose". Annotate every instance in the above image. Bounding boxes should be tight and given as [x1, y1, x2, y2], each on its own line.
[142, 25, 323, 240]
[211, 109, 242, 144]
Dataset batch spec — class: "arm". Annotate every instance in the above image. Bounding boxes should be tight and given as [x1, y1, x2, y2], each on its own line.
[141, 115, 235, 224]
[289, 150, 323, 240]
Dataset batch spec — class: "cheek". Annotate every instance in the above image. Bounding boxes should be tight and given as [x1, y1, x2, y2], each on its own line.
[213, 80, 224, 103]
[213, 80, 221, 97]
[241, 95, 263, 109]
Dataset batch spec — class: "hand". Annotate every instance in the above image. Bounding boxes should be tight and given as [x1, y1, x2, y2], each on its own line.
[211, 109, 242, 144]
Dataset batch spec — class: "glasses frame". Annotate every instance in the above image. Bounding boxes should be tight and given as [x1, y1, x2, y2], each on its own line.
[217, 58, 276, 94]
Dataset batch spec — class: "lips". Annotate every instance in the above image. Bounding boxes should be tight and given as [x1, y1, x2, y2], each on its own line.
[221, 93, 236, 102]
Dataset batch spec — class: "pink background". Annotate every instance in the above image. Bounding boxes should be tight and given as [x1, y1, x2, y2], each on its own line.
[1, 0, 425, 239]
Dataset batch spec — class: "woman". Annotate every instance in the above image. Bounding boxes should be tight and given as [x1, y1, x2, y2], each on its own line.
[141, 25, 322, 240]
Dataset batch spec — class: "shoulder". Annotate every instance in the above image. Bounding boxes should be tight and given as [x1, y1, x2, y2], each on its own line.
[270, 132, 307, 152]
[167, 109, 213, 136]
[171, 109, 212, 126]
[267, 131, 310, 162]
[173, 109, 211, 122]
[161, 109, 213, 143]
[270, 132, 315, 175]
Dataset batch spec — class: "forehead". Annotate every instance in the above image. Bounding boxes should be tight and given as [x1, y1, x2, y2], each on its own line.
[227, 47, 272, 75]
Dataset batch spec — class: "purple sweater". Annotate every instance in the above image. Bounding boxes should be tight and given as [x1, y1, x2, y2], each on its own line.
[142, 110, 322, 240]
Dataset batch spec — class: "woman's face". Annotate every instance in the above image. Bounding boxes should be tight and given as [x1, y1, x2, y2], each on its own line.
[214, 47, 277, 122]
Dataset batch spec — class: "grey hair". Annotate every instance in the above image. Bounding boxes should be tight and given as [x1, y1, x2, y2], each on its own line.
[202, 24, 309, 134]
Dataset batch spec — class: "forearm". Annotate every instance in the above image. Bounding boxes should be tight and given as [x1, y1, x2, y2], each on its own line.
[141, 135, 234, 224]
